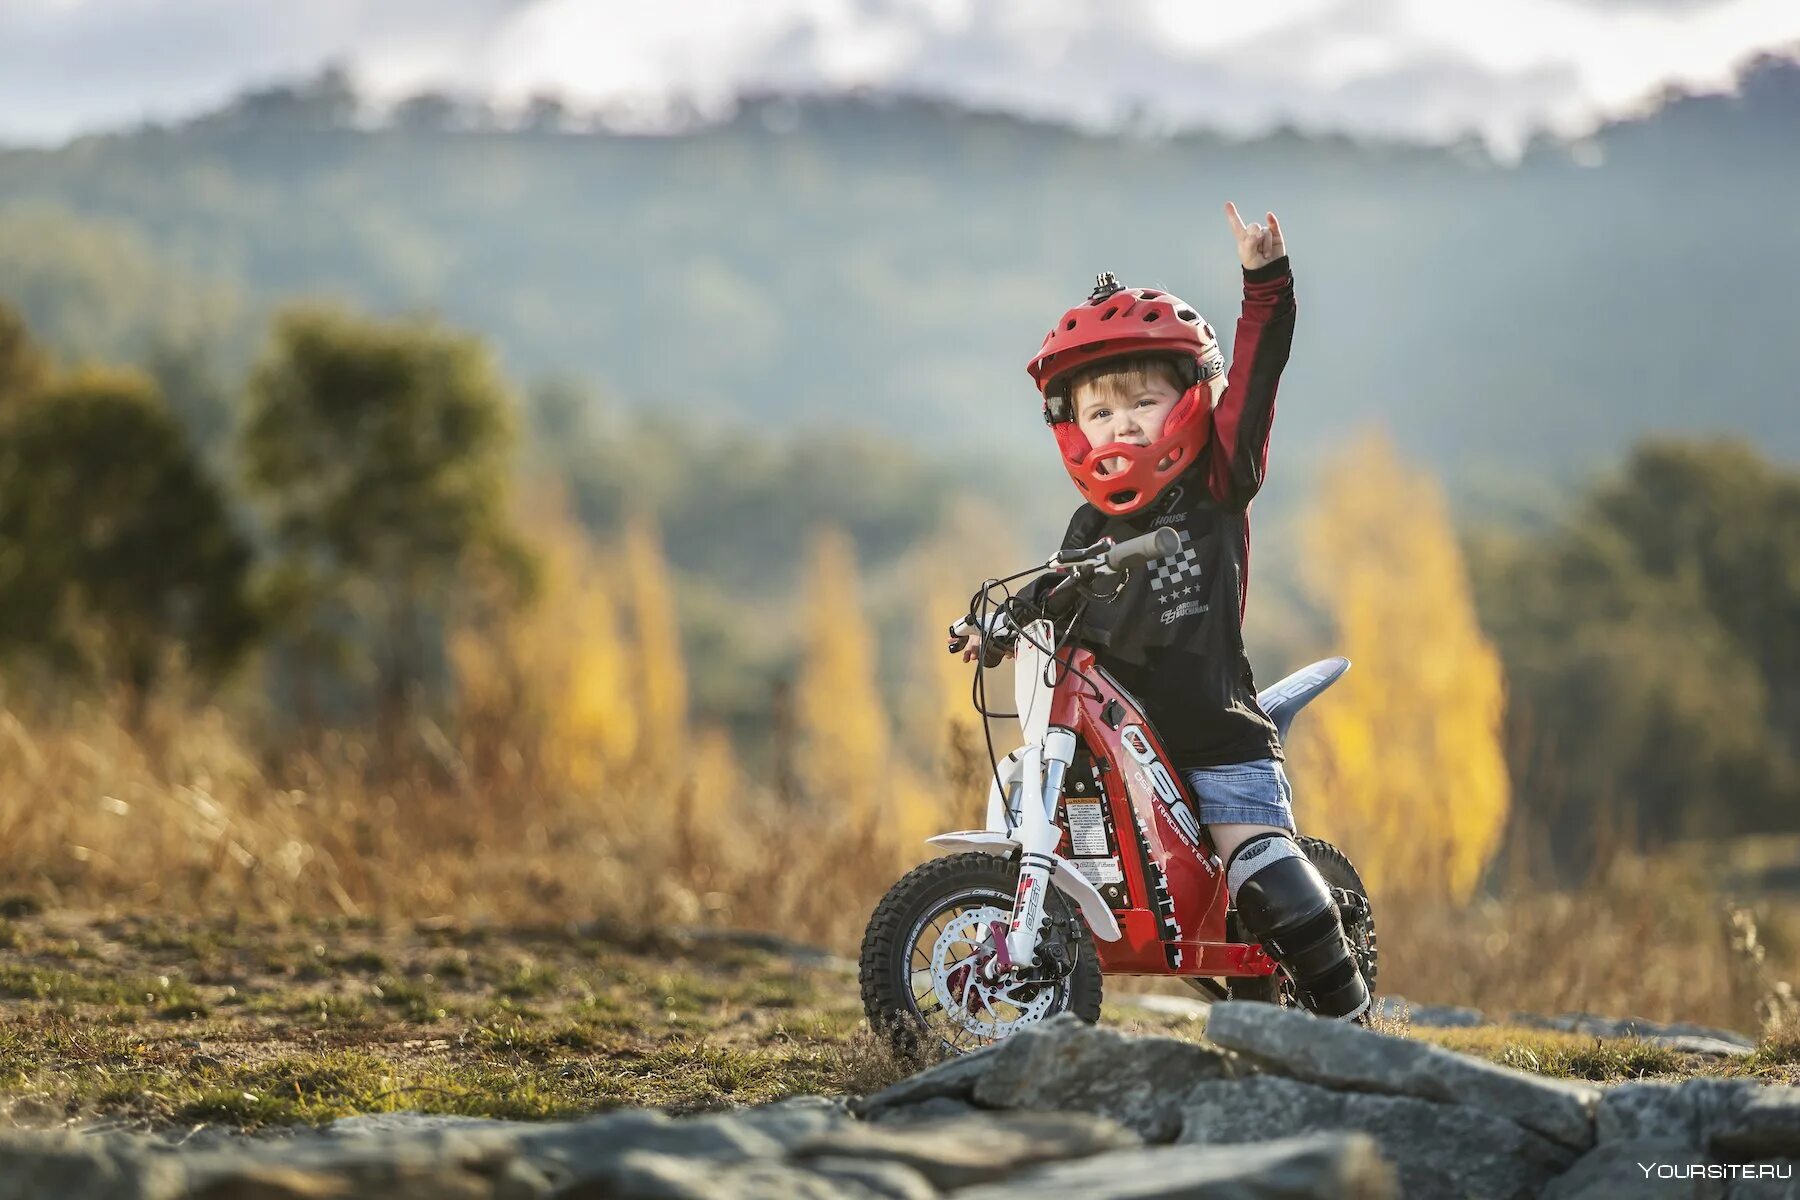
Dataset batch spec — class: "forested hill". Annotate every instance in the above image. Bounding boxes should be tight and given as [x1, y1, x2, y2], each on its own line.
[0, 53, 1796, 478]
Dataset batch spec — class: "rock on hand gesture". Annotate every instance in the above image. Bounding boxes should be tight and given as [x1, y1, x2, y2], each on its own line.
[1225, 202, 1286, 270]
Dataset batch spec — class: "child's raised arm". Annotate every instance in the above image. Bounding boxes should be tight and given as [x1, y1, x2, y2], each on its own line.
[1209, 202, 1296, 511]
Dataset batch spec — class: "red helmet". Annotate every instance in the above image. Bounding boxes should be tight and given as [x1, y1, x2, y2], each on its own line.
[1026, 273, 1224, 517]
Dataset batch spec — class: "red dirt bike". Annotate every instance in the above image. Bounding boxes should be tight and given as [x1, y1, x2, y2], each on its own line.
[859, 529, 1377, 1053]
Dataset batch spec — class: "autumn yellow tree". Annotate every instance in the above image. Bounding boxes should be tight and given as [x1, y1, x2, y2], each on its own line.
[1290, 432, 1511, 901]
[449, 488, 635, 796]
[794, 528, 890, 812]
[621, 515, 689, 764]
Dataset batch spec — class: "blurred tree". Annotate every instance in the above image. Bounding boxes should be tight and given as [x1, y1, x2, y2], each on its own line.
[1470, 437, 1800, 874]
[621, 515, 689, 762]
[1587, 440, 1800, 747]
[241, 305, 528, 726]
[0, 302, 49, 409]
[451, 488, 635, 796]
[1291, 432, 1511, 901]
[522, 93, 572, 134]
[392, 91, 484, 134]
[0, 208, 250, 373]
[202, 64, 358, 132]
[0, 366, 255, 708]
[146, 335, 236, 470]
[795, 527, 890, 812]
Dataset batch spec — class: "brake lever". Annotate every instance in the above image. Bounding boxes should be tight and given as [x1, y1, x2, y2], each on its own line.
[947, 621, 971, 655]
[1051, 537, 1115, 567]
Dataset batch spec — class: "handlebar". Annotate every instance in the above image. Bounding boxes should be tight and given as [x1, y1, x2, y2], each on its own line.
[947, 526, 1181, 662]
[1104, 527, 1180, 573]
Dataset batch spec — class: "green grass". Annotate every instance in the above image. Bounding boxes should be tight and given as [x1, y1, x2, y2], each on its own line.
[1, 911, 1785, 1132]
[0, 911, 916, 1129]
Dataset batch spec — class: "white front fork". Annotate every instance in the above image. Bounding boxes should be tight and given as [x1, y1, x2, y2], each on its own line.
[1004, 727, 1077, 968]
[928, 730, 1122, 954]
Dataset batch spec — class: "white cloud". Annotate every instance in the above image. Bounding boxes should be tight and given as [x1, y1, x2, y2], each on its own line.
[0, 0, 1795, 151]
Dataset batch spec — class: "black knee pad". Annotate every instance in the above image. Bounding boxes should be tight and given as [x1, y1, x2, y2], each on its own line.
[1227, 833, 1370, 1020]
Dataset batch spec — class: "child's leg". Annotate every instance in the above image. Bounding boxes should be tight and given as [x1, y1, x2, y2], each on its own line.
[1209, 823, 1287, 865]
[1184, 761, 1370, 1021]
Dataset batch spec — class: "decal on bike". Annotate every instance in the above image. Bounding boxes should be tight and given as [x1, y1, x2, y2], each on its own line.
[1070, 857, 1123, 887]
[1128, 806, 1184, 968]
[1062, 747, 1129, 910]
[1119, 723, 1204, 854]
[1064, 802, 1109, 856]
[1010, 872, 1039, 933]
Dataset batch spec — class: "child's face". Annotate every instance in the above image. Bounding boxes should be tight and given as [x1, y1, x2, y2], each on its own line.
[1073, 375, 1184, 471]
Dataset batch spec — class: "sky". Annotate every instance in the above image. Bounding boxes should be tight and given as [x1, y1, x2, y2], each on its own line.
[3, 0, 1799, 154]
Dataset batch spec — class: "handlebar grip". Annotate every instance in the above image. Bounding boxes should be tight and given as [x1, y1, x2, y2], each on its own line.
[1105, 526, 1180, 572]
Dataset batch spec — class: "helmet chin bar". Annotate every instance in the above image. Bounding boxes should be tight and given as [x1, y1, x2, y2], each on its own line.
[1070, 438, 1190, 516]
[1051, 381, 1214, 518]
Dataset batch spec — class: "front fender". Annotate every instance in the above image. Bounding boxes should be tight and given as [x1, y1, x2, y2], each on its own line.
[923, 831, 1122, 942]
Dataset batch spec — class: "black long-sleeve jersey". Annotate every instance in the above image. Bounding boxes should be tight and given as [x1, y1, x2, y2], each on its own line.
[1020, 256, 1296, 770]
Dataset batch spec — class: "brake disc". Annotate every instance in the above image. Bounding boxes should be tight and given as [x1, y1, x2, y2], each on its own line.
[929, 905, 1058, 1040]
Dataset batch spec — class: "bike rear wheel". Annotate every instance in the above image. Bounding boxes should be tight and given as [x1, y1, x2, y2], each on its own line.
[860, 852, 1102, 1056]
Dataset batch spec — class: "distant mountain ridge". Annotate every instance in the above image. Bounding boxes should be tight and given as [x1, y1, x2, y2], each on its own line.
[0, 53, 1795, 478]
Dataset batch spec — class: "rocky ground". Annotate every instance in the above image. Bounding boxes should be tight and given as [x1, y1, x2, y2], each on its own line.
[4, 908, 1800, 1196]
[5, 1007, 1800, 1198]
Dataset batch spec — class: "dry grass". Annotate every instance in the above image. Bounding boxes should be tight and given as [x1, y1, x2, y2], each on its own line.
[4, 691, 1799, 1043]
[1374, 855, 1800, 1035]
[0, 690, 935, 955]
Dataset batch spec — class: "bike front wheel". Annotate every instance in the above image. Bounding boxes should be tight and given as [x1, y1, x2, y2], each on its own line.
[859, 852, 1102, 1056]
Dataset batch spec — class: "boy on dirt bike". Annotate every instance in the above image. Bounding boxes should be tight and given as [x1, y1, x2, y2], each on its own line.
[960, 204, 1370, 1021]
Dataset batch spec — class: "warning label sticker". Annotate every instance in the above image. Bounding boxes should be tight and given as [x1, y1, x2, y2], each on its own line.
[1071, 856, 1123, 887]
[1065, 802, 1109, 856]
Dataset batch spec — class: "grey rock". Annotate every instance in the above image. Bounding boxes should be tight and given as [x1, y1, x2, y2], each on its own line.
[1204, 1000, 1599, 1150]
[1514, 1012, 1757, 1051]
[327, 1112, 523, 1137]
[802, 1154, 940, 1200]
[1601, 1080, 1734, 1144]
[1727, 1162, 1800, 1199]
[851, 1043, 1004, 1119]
[1181, 1074, 1572, 1200]
[794, 1110, 1139, 1188]
[730, 1095, 855, 1150]
[970, 1015, 1241, 1141]
[550, 1149, 725, 1199]
[1371, 994, 1489, 1029]
[0, 1134, 185, 1200]
[949, 1133, 1395, 1200]
[181, 1130, 524, 1199]
[552, 1152, 907, 1200]
[1716, 1088, 1800, 1158]
[1599, 1083, 1800, 1171]
[866, 1096, 984, 1125]
[515, 1108, 785, 1177]
[1540, 1138, 1712, 1199]
[1646, 1036, 1757, 1059]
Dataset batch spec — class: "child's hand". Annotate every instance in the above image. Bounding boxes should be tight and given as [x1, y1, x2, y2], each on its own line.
[1225, 202, 1286, 270]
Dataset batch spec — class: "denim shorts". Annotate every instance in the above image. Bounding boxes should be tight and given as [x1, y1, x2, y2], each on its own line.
[1181, 759, 1296, 831]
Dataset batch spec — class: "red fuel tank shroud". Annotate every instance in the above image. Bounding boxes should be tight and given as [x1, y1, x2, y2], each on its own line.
[1049, 647, 1278, 978]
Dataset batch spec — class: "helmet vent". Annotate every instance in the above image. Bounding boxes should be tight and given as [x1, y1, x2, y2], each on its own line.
[1065, 318, 1077, 330]
[1176, 308, 1198, 322]
[1140, 290, 1162, 299]
[1143, 311, 1161, 322]
[1100, 306, 1118, 320]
